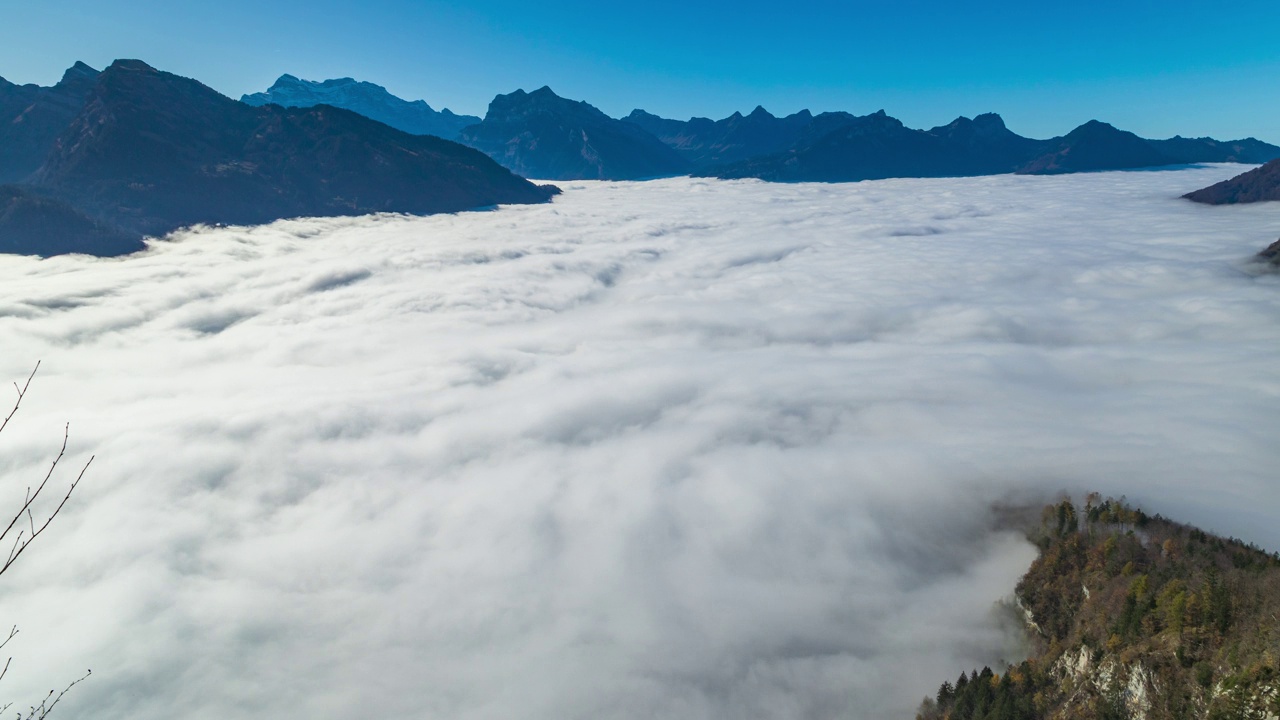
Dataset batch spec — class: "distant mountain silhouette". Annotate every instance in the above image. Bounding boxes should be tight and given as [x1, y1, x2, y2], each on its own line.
[1015, 120, 1173, 174]
[1149, 136, 1280, 164]
[1, 60, 555, 256]
[709, 110, 1051, 182]
[622, 106, 813, 169]
[0, 184, 142, 256]
[0, 61, 100, 183]
[1183, 159, 1280, 204]
[459, 87, 689, 180]
[242, 75, 479, 140]
[701, 112, 1280, 182]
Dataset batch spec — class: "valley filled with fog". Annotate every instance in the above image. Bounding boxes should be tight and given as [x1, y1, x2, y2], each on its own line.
[0, 165, 1276, 720]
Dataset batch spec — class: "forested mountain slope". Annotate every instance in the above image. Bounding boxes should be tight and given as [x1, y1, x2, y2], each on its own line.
[919, 497, 1280, 720]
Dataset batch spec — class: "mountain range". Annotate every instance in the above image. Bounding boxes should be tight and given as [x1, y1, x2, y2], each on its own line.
[0, 61, 556, 257]
[701, 113, 1280, 182]
[242, 74, 480, 140]
[3, 59, 1277, 257]
[239, 76, 1280, 184]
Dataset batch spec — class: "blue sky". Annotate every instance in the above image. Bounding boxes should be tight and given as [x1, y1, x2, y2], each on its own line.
[2, 0, 1278, 141]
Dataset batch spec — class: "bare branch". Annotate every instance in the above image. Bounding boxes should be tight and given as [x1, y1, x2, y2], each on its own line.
[0, 425, 68, 550]
[0, 364, 93, 718]
[21, 669, 89, 720]
[0, 627, 18, 654]
[0, 364, 39, 438]
[0, 454, 92, 577]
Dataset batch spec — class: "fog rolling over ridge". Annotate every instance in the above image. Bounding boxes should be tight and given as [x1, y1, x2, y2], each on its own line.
[0, 167, 1277, 719]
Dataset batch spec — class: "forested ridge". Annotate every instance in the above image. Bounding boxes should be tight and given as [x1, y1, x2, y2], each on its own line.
[918, 496, 1280, 720]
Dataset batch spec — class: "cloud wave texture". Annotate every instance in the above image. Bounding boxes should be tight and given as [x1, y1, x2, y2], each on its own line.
[0, 166, 1277, 719]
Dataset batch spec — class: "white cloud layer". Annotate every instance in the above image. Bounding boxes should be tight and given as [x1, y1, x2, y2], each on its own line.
[0, 165, 1277, 720]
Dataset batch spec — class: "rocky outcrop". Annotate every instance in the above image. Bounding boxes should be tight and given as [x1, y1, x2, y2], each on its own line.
[921, 497, 1280, 720]
[1184, 159, 1280, 205]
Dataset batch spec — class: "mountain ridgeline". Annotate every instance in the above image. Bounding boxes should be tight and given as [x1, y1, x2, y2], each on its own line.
[918, 497, 1280, 720]
[692, 114, 1280, 182]
[0, 60, 556, 257]
[3, 59, 1278, 258]
[241, 74, 480, 140]
[459, 87, 690, 180]
[237, 74, 1280, 185]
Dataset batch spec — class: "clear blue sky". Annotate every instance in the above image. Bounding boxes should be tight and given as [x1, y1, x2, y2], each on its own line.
[2, 0, 1278, 141]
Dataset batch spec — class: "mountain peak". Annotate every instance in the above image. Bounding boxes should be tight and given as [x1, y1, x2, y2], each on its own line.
[1072, 119, 1119, 135]
[973, 112, 1006, 129]
[748, 105, 773, 119]
[108, 59, 157, 73]
[463, 88, 689, 180]
[58, 61, 98, 86]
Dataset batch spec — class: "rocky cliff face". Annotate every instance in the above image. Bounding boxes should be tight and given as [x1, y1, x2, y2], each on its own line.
[242, 74, 479, 140]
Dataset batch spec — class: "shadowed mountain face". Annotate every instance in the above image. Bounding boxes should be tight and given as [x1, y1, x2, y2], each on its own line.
[459, 87, 689, 180]
[622, 106, 814, 169]
[0, 184, 143, 256]
[0, 61, 100, 183]
[1183, 158, 1280, 205]
[242, 75, 480, 140]
[1, 60, 556, 256]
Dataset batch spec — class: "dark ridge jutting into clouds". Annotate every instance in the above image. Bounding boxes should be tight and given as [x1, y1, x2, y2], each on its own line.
[0, 166, 1277, 720]
[0, 60, 556, 257]
[4, 59, 1279, 258]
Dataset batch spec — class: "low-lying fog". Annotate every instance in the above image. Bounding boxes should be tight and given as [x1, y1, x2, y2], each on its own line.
[0, 166, 1276, 720]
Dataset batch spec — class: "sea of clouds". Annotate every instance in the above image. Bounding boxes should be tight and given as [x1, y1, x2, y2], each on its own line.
[0, 165, 1276, 720]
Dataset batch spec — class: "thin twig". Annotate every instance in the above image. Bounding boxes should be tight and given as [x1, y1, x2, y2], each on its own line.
[0, 454, 92, 577]
[0, 627, 18, 654]
[0, 363, 39, 438]
[23, 669, 89, 720]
